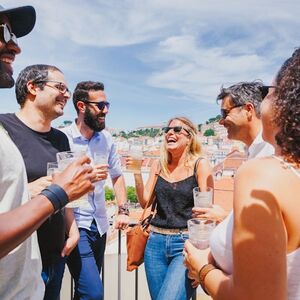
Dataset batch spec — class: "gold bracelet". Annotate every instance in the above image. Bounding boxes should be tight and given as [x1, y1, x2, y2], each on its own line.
[198, 263, 216, 295]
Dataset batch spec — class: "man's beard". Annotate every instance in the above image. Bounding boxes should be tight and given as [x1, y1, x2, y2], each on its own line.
[84, 107, 106, 132]
[0, 62, 14, 88]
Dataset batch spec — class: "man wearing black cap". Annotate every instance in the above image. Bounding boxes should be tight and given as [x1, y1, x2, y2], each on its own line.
[0, 5, 95, 299]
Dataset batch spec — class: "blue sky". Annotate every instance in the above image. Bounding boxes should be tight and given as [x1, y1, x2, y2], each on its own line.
[2, 0, 300, 130]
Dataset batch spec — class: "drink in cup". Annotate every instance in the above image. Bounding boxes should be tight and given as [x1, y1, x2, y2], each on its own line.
[93, 152, 108, 165]
[126, 146, 143, 173]
[187, 218, 215, 249]
[47, 162, 58, 176]
[56, 150, 88, 208]
[93, 152, 108, 182]
[193, 187, 213, 208]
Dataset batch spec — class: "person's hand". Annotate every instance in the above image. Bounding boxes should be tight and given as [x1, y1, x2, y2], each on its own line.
[183, 240, 210, 283]
[92, 164, 109, 182]
[192, 204, 228, 223]
[52, 155, 94, 201]
[28, 176, 52, 198]
[125, 156, 143, 174]
[61, 229, 80, 257]
[115, 214, 130, 230]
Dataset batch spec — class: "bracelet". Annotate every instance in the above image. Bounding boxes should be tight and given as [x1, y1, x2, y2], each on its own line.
[198, 263, 216, 295]
[40, 184, 69, 212]
[118, 203, 129, 216]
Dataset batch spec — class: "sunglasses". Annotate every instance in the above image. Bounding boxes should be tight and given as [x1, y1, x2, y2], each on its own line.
[260, 85, 277, 99]
[85, 101, 110, 111]
[0, 24, 17, 45]
[34, 80, 71, 95]
[162, 126, 190, 135]
[220, 104, 244, 119]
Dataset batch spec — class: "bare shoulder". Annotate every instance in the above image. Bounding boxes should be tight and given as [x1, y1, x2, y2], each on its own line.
[236, 156, 281, 183]
[149, 159, 160, 174]
[233, 157, 283, 210]
[195, 156, 211, 168]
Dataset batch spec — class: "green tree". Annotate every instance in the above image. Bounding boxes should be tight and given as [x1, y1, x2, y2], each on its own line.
[105, 186, 115, 201]
[203, 128, 215, 136]
[127, 186, 137, 203]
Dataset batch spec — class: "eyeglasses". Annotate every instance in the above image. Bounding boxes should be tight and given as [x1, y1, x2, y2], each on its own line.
[162, 126, 190, 135]
[84, 101, 110, 111]
[0, 24, 17, 45]
[220, 104, 244, 119]
[34, 80, 71, 96]
[260, 85, 277, 99]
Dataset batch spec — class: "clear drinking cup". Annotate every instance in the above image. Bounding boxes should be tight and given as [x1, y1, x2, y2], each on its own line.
[126, 145, 143, 173]
[193, 187, 213, 208]
[56, 150, 88, 208]
[47, 162, 59, 176]
[187, 218, 216, 249]
[93, 152, 108, 165]
[93, 152, 108, 182]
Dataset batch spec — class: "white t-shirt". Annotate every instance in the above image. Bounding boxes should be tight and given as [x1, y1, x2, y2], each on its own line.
[247, 130, 274, 159]
[0, 126, 44, 299]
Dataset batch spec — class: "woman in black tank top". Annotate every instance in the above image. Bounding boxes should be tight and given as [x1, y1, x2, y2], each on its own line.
[127, 116, 213, 300]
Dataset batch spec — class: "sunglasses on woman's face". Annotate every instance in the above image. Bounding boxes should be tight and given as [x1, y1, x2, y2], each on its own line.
[260, 85, 278, 99]
[162, 126, 190, 135]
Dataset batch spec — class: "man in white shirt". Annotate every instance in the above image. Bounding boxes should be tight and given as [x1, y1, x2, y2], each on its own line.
[193, 81, 274, 222]
[61, 81, 129, 300]
[217, 81, 274, 159]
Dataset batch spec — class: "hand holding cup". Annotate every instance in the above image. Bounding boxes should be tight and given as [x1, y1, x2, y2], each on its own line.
[52, 155, 94, 201]
[93, 153, 109, 182]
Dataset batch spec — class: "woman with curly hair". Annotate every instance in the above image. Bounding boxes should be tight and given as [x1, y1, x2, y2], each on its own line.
[184, 48, 300, 300]
[127, 116, 213, 299]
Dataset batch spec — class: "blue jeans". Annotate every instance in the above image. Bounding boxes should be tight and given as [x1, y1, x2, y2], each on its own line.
[67, 226, 107, 300]
[41, 256, 66, 300]
[144, 232, 195, 300]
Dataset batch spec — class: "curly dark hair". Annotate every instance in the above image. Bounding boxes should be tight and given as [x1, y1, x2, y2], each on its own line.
[273, 48, 300, 164]
[72, 81, 104, 114]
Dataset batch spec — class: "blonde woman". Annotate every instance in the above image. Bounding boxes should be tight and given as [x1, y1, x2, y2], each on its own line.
[184, 49, 300, 299]
[127, 116, 213, 299]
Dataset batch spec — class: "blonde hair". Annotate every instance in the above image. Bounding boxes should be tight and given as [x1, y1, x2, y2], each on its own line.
[160, 116, 202, 176]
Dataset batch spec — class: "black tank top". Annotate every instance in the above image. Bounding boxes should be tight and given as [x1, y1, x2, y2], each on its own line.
[151, 159, 200, 229]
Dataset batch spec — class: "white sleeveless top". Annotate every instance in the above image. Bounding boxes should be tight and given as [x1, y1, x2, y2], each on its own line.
[210, 157, 300, 299]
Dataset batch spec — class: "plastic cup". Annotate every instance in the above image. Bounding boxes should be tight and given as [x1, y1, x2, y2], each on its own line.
[187, 218, 216, 249]
[126, 146, 143, 173]
[47, 162, 59, 176]
[56, 150, 88, 208]
[193, 187, 213, 208]
[93, 153, 108, 165]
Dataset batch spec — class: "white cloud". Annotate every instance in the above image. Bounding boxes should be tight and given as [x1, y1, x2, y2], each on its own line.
[3, 0, 300, 128]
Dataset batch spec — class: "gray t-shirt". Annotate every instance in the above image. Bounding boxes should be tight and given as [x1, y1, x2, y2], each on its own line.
[0, 125, 44, 299]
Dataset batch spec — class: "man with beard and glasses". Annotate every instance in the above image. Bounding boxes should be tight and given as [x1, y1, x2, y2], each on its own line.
[61, 81, 129, 300]
[0, 5, 95, 300]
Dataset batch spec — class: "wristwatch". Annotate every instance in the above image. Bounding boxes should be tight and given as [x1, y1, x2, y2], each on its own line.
[118, 203, 130, 216]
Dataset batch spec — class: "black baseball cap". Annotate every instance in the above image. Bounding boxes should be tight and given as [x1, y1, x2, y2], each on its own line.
[0, 5, 36, 38]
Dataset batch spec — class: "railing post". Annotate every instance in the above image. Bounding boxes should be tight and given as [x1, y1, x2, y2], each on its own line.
[135, 268, 138, 300]
[118, 229, 122, 300]
[102, 255, 105, 299]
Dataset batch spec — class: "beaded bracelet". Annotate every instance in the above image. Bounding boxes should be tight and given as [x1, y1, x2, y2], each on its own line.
[40, 184, 69, 212]
[198, 263, 216, 295]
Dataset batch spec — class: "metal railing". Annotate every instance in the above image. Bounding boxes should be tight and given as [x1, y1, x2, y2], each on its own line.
[65, 228, 197, 300]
